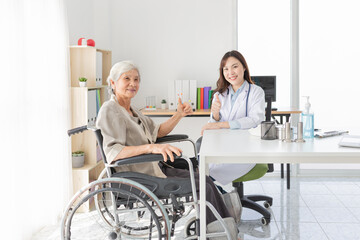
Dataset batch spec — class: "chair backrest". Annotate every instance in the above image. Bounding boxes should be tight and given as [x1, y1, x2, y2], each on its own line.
[93, 129, 108, 165]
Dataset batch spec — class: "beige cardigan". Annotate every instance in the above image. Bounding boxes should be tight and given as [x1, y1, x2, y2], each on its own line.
[96, 96, 166, 178]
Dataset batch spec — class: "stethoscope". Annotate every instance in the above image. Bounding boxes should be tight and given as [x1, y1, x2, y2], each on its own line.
[226, 82, 251, 117]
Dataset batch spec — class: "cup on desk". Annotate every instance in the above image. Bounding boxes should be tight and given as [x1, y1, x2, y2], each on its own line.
[261, 121, 276, 140]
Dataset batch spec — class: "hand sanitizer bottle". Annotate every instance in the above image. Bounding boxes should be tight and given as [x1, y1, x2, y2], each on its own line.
[301, 96, 314, 138]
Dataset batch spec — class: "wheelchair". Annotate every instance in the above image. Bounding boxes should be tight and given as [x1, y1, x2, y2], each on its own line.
[61, 125, 234, 239]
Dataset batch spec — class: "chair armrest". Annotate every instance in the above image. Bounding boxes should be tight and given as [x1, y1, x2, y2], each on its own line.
[112, 153, 182, 166]
[155, 134, 189, 143]
[111, 134, 189, 166]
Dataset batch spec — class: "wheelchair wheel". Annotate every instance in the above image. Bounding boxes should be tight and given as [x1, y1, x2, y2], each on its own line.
[184, 216, 197, 238]
[61, 178, 171, 240]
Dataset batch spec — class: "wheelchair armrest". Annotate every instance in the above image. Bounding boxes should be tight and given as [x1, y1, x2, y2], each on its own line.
[155, 134, 189, 143]
[112, 153, 182, 166]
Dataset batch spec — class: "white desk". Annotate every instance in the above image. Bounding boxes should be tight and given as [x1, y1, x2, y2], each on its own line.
[199, 129, 360, 239]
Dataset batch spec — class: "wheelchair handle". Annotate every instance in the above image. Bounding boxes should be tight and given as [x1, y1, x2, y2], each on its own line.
[67, 125, 88, 136]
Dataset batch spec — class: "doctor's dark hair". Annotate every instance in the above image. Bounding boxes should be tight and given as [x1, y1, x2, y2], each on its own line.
[213, 50, 254, 98]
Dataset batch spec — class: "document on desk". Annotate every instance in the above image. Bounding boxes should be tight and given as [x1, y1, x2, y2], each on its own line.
[338, 135, 360, 148]
[315, 130, 348, 138]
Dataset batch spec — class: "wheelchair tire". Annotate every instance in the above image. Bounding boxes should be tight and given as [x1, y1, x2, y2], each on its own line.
[61, 178, 171, 240]
[184, 216, 198, 238]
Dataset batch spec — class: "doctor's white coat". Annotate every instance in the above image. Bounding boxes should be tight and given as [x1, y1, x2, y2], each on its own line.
[208, 81, 265, 185]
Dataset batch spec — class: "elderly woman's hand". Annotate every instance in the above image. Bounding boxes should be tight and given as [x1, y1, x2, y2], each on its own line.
[177, 98, 193, 117]
[150, 143, 182, 162]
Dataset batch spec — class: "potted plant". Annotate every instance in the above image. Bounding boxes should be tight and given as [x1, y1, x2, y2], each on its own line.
[72, 151, 85, 168]
[161, 99, 167, 109]
[78, 77, 87, 87]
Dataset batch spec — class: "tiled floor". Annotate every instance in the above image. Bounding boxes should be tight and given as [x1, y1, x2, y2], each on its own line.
[32, 176, 360, 240]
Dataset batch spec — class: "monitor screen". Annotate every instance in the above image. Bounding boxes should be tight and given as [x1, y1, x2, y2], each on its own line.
[251, 76, 276, 102]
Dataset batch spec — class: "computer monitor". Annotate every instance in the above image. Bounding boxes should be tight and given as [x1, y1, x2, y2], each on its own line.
[251, 76, 276, 102]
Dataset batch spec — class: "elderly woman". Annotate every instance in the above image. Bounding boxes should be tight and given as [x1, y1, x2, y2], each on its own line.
[96, 61, 237, 237]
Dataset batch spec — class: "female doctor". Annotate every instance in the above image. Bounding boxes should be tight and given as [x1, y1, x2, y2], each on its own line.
[201, 50, 265, 185]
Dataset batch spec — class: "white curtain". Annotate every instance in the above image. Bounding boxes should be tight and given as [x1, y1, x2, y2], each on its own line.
[0, 0, 71, 239]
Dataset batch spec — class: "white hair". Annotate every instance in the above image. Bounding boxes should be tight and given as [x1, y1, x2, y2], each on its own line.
[107, 61, 140, 96]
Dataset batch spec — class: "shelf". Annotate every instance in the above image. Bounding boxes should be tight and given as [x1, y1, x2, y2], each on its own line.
[70, 87, 109, 128]
[72, 161, 104, 172]
[71, 85, 108, 90]
[72, 161, 104, 192]
[69, 46, 112, 88]
[69, 46, 111, 212]
[72, 161, 104, 213]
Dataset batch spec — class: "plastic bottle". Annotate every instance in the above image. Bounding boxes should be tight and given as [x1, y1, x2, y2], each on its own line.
[301, 96, 314, 138]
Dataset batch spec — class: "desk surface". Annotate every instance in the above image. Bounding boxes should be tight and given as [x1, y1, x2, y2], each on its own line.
[200, 129, 360, 163]
[141, 108, 302, 117]
[198, 129, 360, 239]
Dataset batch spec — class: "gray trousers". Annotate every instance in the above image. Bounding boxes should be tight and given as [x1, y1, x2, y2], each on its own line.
[162, 167, 231, 224]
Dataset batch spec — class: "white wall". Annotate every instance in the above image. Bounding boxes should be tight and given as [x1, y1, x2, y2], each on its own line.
[66, 0, 237, 109]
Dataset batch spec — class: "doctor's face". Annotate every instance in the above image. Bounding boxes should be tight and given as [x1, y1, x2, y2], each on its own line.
[111, 69, 140, 100]
[223, 56, 246, 90]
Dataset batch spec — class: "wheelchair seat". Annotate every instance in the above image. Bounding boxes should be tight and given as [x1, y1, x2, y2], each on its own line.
[112, 171, 193, 199]
[93, 127, 196, 200]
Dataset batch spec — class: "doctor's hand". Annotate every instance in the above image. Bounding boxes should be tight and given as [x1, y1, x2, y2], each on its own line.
[201, 122, 229, 135]
[177, 97, 193, 117]
[211, 94, 221, 121]
[150, 143, 182, 162]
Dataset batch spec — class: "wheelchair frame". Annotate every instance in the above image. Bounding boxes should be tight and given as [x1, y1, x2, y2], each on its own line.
[61, 125, 233, 240]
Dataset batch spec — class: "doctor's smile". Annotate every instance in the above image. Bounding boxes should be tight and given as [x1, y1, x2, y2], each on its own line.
[228, 75, 238, 81]
[222, 56, 247, 92]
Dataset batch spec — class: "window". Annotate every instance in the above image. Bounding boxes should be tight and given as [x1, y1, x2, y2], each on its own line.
[238, 0, 360, 172]
[299, 0, 360, 171]
[238, 0, 290, 109]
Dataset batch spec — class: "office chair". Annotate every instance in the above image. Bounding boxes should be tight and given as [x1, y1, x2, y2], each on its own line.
[232, 163, 273, 225]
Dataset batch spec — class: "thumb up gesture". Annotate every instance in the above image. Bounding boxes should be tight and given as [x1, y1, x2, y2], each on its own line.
[177, 97, 193, 117]
[211, 94, 221, 121]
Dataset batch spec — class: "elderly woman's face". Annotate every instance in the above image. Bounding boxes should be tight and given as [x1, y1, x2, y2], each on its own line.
[111, 69, 140, 100]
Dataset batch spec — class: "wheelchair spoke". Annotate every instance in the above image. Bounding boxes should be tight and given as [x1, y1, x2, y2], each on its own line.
[62, 183, 168, 240]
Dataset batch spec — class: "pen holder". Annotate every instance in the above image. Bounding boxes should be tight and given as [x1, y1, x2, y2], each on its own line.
[261, 121, 276, 140]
